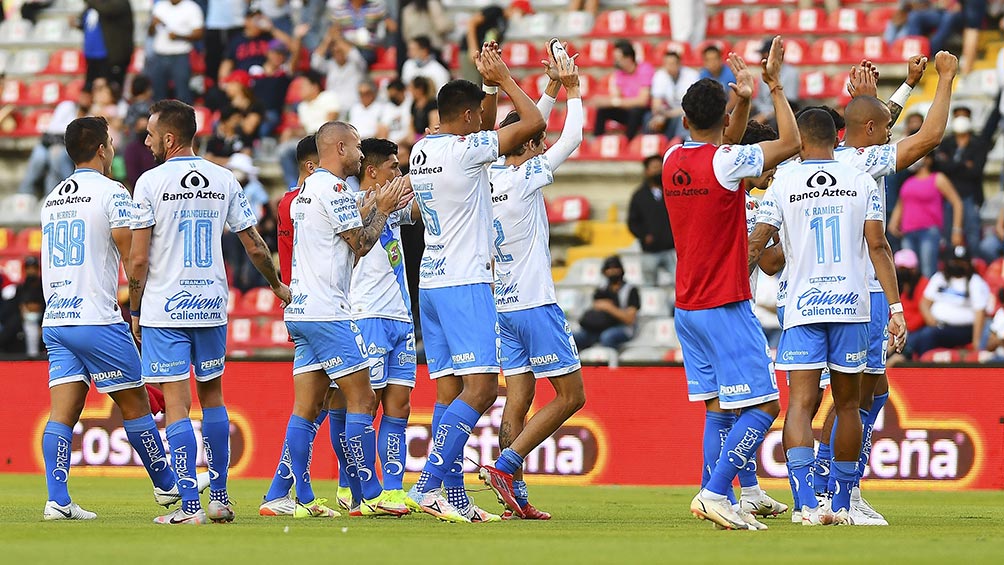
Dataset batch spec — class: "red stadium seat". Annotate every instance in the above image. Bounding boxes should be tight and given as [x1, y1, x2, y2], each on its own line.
[255, 319, 293, 349]
[285, 76, 308, 105]
[592, 10, 634, 37]
[228, 317, 256, 347]
[891, 36, 931, 59]
[749, 8, 786, 35]
[45, 50, 85, 75]
[547, 196, 591, 223]
[655, 40, 695, 67]
[633, 11, 670, 36]
[370, 46, 397, 71]
[277, 111, 301, 135]
[193, 106, 214, 137]
[707, 9, 747, 36]
[0, 228, 15, 253]
[227, 288, 242, 316]
[24, 80, 63, 105]
[593, 135, 626, 160]
[62, 79, 85, 102]
[13, 109, 53, 136]
[784, 38, 809, 65]
[808, 38, 851, 65]
[733, 40, 765, 65]
[15, 228, 43, 254]
[864, 7, 899, 35]
[240, 287, 285, 315]
[578, 39, 614, 67]
[626, 134, 671, 161]
[850, 36, 893, 63]
[441, 43, 459, 70]
[591, 73, 613, 97]
[127, 48, 145, 74]
[1, 80, 25, 105]
[0, 255, 25, 284]
[800, 70, 836, 99]
[546, 107, 566, 133]
[520, 74, 542, 100]
[630, 41, 652, 66]
[501, 42, 538, 68]
[789, 9, 827, 33]
[826, 8, 865, 34]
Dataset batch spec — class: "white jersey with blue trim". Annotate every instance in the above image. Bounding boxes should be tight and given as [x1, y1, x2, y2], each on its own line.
[285, 169, 362, 322]
[132, 156, 257, 327]
[489, 154, 556, 312]
[745, 192, 761, 300]
[350, 204, 415, 322]
[409, 130, 500, 289]
[41, 169, 133, 327]
[758, 159, 884, 328]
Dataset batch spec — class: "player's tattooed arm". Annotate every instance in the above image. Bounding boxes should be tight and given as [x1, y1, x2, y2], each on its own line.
[238, 226, 291, 304]
[128, 227, 152, 344]
[747, 223, 779, 276]
[341, 177, 410, 257]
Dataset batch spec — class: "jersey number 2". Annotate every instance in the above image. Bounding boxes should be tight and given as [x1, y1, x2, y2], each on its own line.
[179, 219, 213, 268]
[809, 216, 842, 264]
[493, 219, 513, 263]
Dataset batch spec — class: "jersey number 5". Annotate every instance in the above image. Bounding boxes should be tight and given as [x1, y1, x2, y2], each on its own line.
[415, 191, 442, 236]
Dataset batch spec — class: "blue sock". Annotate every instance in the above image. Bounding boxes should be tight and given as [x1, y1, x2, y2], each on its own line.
[414, 402, 450, 493]
[513, 479, 529, 508]
[422, 399, 481, 482]
[831, 460, 857, 512]
[827, 418, 838, 495]
[701, 411, 736, 490]
[42, 421, 73, 506]
[443, 454, 469, 509]
[314, 411, 327, 429]
[378, 415, 408, 491]
[813, 442, 832, 496]
[327, 409, 351, 489]
[856, 393, 888, 485]
[737, 455, 759, 489]
[706, 409, 773, 497]
[285, 415, 317, 503]
[432, 402, 448, 433]
[166, 419, 201, 513]
[786, 446, 818, 510]
[495, 447, 525, 476]
[264, 438, 294, 501]
[787, 471, 799, 511]
[201, 406, 231, 504]
[346, 412, 381, 500]
[123, 414, 176, 491]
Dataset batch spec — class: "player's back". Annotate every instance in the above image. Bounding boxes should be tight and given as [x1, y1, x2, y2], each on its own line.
[41, 169, 133, 327]
[489, 155, 555, 311]
[350, 204, 413, 322]
[409, 131, 500, 289]
[132, 156, 257, 327]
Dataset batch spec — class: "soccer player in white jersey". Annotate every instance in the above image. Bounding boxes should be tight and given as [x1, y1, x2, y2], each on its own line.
[130, 100, 291, 525]
[749, 108, 907, 525]
[39, 117, 184, 521]
[476, 53, 586, 520]
[350, 137, 422, 512]
[282, 121, 411, 518]
[404, 46, 545, 524]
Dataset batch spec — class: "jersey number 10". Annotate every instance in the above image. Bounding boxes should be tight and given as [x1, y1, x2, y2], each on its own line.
[43, 219, 86, 267]
[179, 219, 214, 268]
[810, 215, 842, 264]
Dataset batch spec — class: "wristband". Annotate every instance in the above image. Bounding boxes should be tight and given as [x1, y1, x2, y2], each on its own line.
[482, 84, 498, 95]
[130, 310, 140, 317]
[890, 83, 913, 108]
[889, 303, 904, 315]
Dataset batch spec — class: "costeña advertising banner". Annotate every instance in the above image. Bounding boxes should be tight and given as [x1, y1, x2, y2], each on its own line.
[1, 363, 1001, 489]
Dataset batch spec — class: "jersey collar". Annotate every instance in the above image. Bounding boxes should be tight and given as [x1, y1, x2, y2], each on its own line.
[167, 156, 202, 162]
[73, 168, 101, 175]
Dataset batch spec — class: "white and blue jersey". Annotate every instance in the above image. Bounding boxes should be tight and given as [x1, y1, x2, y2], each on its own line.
[759, 159, 884, 373]
[42, 169, 142, 393]
[410, 130, 501, 378]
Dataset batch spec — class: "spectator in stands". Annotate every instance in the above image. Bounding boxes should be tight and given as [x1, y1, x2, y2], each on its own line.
[402, 35, 452, 94]
[220, 70, 266, 142]
[573, 256, 640, 351]
[251, 38, 298, 138]
[124, 75, 154, 133]
[17, 87, 91, 197]
[568, 0, 599, 16]
[261, 0, 294, 35]
[984, 288, 1004, 358]
[908, 245, 990, 358]
[147, 0, 204, 104]
[227, 152, 270, 220]
[895, 248, 930, 333]
[332, 0, 387, 66]
[218, 5, 295, 83]
[312, 23, 369, 110]
[401, 0, 455, 52]
[409, 76, 439, 138]
[204, 0, 247, 86]
[934, 112, 992, 259]
[889, 152, 965, 277]
[0, 275, 25, 353]
[20, 0, 55, 25]
[698, 45, 735, 91]
[16, 256, 45, 357]
[205, 106, 253, 165]
[981, 206, 1004, 261]
[669, 0, 707, 45]
[752, 38, 800, 126]
[78, 0, 134, 90]
[277, 70, 340, 186]
[592, 40, 654, 141]
[460, 5, 507, 83]
[90, 78, 125, 149]
[377, 79, 414, 146]
[905, 0, 986, 74]
[885, 111, 927, 250]
[647, 50, 699, 141]
[627, 155, 675, 285]
[347, 80, 385, 139]
[124, 114, 156, 189]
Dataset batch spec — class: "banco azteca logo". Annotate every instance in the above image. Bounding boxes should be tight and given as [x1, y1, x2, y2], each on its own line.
[806, 170, 837, 189]
[57, 179, 79, 196]
[181, 170, 210, 190]
[412, 150, 428, 168]
[671, 168, 691, 186]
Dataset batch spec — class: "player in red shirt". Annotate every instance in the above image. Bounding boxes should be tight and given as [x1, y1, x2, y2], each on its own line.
[662, 37, 800, 530]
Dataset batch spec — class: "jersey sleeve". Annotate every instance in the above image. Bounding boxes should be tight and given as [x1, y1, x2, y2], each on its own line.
[970, 275, 991, 312]
[131, 174, 156, 230]
[844, 144, 897, 179]
[394, 207, 416, 226]
[325, 189, 364, 235]
[226, 177, 259, 232]
[923, 273, 944, 302]
[712, 144, 765, 191]
[522, 155, 555, 197]
[107, 183, 133, 229]
[757, 184, 783, 228]
[459, 130, 500, 171]
[862, 174, 885, 222]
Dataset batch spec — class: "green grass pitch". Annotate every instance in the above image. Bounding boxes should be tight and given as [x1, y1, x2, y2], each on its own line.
[1, 474, 1002, 564]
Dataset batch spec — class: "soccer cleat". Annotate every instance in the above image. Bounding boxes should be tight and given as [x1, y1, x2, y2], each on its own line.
[259, 494, 296, 517]
[690, 492, 747, 530]
[417, 490, 469, 523]
[207, 500, 235, 523]
[800, 505, 822, 526]
[502, 503, 552, 520]
[153, 471, 212, 507]
[736, 506, 768, 530]
[740, 490, 789, 517]
[360, 491, 410, 517]
[791, 509, 802, 524]
[386, 489, 423, 513]
[153, 507, 207, 525]
[43, 500, 97, 521]
[462, 503, 502, 523]
[851, 487, 888, 526]
[478, 465, 524, 518]
[336, 486, 353, 511]
[293, 498, 340, 518]
[827, 508, 854, 526]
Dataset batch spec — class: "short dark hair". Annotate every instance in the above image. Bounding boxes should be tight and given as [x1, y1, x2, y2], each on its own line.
[411, 35, 433, 54]
[614, 39, 635, 61]
[797, 105, 844, 131]
[303, 69, 324, 87]
[361, 138, 399, 171]
[149, 99, 197, 146]
[664, 50, 681, 61]
[740, 120, 778, 145]
[131, 75, 152, 98]
[295, 134, 318, 165]
[681, 78, 727, 131]
[702, 44, 721, 57]
[437, 79, 485, 122]
[797, 108, 837, 147]
[64, 116, 109, 164]
[387, 78, 406, 91]
[220, 106, 242, 123]
[643, 154, 662, 168]
[498, 110, 545, 157]
[411, 76, 433, 96]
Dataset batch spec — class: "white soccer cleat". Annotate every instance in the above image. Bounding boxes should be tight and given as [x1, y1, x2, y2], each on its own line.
[153, 471, 212, 507]
[153, 507, 207, 525]
[828, 508, 854, 526]
[462, 503, 502, 523]
[259, 494, 296, 517]
[416, 490, 469, 523]
[791, 509, 802, 524]
[690, 492, 747, 530]
[735, 506, 768, 530]
[207, 500, 235, 523]
[740, 489, 789, 517]
[800, 505, 822, 526]
[850, 487, 888, 526]
[43, 500, 97, 521]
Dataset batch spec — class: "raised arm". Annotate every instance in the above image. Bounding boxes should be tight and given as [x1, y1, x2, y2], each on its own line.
[896, 52, 958, 171]
[478, 47, 545, 157]
[341, 177, 411, 257]
[757, 37, 800, 169]
[542, 54, 583, 170]
[723, 52, 754, 145]
[479, 41, 501, 131]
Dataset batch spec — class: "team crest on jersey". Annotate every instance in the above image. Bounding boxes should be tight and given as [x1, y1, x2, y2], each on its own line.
[335, 182, 348, 192]
[384, 239, 403, 267]
[721, 146, 732, 153]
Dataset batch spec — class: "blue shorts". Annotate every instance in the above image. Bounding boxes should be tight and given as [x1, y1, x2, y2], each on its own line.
[287, 320, 370, 380]
[356, 318, 417, 389]
[419, 283, 500, 379]
[44, 323, 143, 393]
[866, 292, 889, 374]
[776, 322, 869, 373]
[675, 301, 779, 410]
[499, 303, 581, 379]
[776, 306, 830, 389]
[142, 325, 227, 383]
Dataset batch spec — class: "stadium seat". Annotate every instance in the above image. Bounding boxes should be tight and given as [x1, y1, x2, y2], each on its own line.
[32, 19, 79, 44]
[240, 286, 285, 315]
[277, 111, 301, 135]
[501, 41, 538, 68]
[507, 13, 554, 40]
[45, 50, 85, 75]
[285, 76, 308, 105]
[592, 10, 633, 37]
[790, 8, 827, 33]
[0, 227, 14, 253]
[546, 107, 566, 133]
[826, 8, 865, 34]
[749, 8, 786, 35]
[891, 36, 931, 59]
[0, 255, 25, 283]
[227, 317, 256, 347]
[0, 19, 33, 44]
[591, 73, 613, 97]
[638, 287, 671, 317]
[0, 50, 10, 75]
[547, 196, 591, 223]
[579, 39, 614, 67]
[850, 36, 893, 63]
[15, 228, 43, 254]
[555, 286, 592, 319]
[13, 109, 53, 136]
[733, 40, 765, 65]
[62, 78, 85, 102]
[1, 80, 26, 105]
[784, 38, 809, 65]
[369, 46, 396, 72]
[9, 49, 48, 76]
[519, 74, 542, 100]
[630, 41, 652, 66]
[562, 257, 604, 286]
[127, 48, 145, 74]
[707, 9, 747, 36]
[626, 135, 670, 161]
[633, 11, 670, 36]
[193, 106, 214, 137]
[631, 317, 679, 348]
[864, 7, 899, 34]
[919, 348, 968, 363]
[257, 319, 293, 349]
[25, 80, 63, 105]
[227, 288, 242, 315]
[655, 40, 695, 66]
[807, 38, 851, 65]
[440, 43, 459, 70]
[800, 70, 835, 99]
[557, 10, 596, 38]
